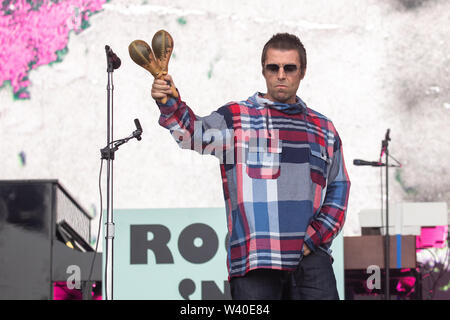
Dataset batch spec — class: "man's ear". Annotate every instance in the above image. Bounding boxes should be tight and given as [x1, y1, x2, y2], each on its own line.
[300, 67, 307, 80]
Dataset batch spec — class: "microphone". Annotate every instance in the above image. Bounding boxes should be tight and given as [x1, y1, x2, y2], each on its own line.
[380, 128, 391, 159]
[384, 128, 391, 142]
[353, 159, 384, 167]
[133, 118, 143, 141]
[105, 45, 121, 69]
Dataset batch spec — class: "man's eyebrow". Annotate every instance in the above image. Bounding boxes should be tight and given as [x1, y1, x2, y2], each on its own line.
[265, 62, 298, 65]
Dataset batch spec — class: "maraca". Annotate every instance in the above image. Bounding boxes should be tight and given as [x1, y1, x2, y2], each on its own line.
[128, 30, 178, 103]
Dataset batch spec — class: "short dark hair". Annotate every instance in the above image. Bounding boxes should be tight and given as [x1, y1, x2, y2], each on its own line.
[261, 33, 307, 77]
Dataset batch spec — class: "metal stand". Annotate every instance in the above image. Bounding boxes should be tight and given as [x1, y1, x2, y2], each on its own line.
[101, 46, 142, 300]
[380, 129, 402, 299]
[382, 129, 391, 300]
[104, 46, 116, 300]
[353, 129, 402, 300]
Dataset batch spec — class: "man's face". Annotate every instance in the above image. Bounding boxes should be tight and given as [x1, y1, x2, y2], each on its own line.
[262, 48, 305, 104]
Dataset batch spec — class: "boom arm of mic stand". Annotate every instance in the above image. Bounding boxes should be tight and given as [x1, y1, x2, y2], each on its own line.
[100, 134, 140, 160]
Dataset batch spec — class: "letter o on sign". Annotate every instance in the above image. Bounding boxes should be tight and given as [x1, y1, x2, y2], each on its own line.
[178, 223, 219, 264]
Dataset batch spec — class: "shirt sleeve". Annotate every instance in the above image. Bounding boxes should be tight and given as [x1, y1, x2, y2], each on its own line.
[304, 132, 351, 252]
[156, 91, 233, 162]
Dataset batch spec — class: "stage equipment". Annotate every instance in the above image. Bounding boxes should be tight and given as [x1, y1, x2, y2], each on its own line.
[0, 180, 101, 299]
[348, 202, 448, 300]
[359, 202, 448, 236]
[344, 235, 416, 270]
[128, 30, 178, 103]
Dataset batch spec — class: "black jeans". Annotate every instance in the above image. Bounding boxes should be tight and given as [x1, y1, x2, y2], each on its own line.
[229, 249, 339, 300]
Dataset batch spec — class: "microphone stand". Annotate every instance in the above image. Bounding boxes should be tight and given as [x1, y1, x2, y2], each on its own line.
[101, 46, 142, 300]
[381, 129, 391, 300]
[380, 129, 401, 300]
[104, 47, 115, 301]
[353, 129, 402, 300]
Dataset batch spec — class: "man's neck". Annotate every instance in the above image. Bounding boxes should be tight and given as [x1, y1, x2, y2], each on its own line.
[263, 93, 297, 104]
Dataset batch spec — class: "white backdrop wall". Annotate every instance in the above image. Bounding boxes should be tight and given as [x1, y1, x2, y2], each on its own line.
[1, 0, 449, 246]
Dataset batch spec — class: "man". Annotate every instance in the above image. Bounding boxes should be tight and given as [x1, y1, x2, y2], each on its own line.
[151, 33, 351, 300]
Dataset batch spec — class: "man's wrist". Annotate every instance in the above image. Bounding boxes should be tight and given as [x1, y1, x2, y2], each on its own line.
[304, 237, 317, 253]
[156, 91, 181, 115]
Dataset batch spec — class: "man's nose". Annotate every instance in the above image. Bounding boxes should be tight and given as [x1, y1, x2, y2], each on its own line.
[277, 68, 286, 80]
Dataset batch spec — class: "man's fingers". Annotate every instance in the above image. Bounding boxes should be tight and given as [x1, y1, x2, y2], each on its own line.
[151, 91, 167, 98]
[153, 84, 171, 91]
[151, 89, 171, 98]
[154, 78, 168, 85]
[151, 85, 172, 101]
[303, 244, 311, 256]
[152, 81, 171, 92]
[153, 85, 172, 93]
[153, 80, 170, 88]
[163, 74, 176, 88]
[151, 74, 175, 101]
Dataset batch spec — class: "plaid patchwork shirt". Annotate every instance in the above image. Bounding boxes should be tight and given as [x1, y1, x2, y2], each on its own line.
[157, 92, 351, 279]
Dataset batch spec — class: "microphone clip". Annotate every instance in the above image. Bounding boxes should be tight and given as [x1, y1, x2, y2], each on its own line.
[100, 118, 143, 160]
[133, 129, 142, 141]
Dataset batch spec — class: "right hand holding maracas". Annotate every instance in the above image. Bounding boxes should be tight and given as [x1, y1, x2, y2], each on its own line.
[129, 30, 178, 104]
[151, 74, 176, 103]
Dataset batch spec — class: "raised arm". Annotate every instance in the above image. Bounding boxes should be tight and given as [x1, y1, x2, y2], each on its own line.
[152, 74, 233, 161]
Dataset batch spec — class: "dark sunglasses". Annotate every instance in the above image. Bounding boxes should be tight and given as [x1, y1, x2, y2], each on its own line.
[265, 64, 299, 74]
